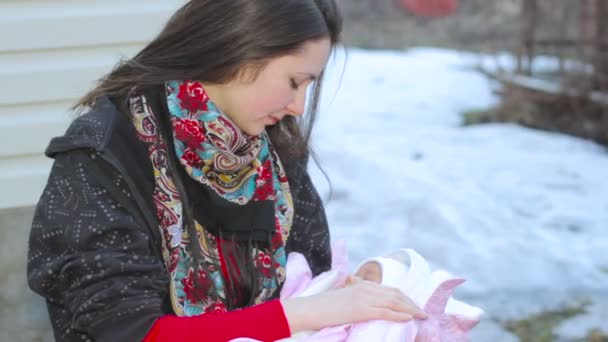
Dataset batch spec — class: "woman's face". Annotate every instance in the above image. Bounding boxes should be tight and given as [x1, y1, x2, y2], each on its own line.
[204, 37, 332, 136]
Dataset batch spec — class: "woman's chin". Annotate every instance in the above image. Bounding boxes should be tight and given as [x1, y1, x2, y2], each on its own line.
[239, 118, 277, 136]
[242, 125, 266, 136]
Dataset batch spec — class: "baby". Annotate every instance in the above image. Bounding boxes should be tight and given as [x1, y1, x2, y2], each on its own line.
[345, 249, 483, 342]
[233, 242, 483, 342]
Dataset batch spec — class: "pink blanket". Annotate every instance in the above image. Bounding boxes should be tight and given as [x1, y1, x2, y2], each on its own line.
[231, 241, 483, 341]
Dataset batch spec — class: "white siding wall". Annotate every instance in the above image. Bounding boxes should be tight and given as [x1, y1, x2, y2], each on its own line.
[0, 0, 185, 208]
[1, 3, 186, 341]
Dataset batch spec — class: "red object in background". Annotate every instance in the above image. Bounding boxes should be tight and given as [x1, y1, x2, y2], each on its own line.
[400, 0, 458, 17]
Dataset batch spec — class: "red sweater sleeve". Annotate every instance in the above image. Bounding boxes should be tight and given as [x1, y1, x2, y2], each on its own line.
[143, 299, 291, 342]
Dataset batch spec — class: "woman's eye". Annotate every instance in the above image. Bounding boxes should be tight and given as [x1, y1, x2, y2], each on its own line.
[290, 78, 299, 90]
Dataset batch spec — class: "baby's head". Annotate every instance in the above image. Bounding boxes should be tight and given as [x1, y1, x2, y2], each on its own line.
[352, 260, 382, 283]
[350, 249, 411, 285]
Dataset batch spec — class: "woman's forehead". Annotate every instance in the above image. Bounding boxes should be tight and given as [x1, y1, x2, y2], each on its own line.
[273, 38, 332, 74]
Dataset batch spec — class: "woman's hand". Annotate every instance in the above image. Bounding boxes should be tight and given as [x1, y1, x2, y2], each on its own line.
[281, 280, 427, 334]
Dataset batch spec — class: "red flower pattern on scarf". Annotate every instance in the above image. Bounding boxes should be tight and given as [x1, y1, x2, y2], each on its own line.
[205, 301, 227, 314]
[173, 118, 206, 148]
[257, 251, 275, 278]
[177, 81, 209, 112]
[182, 147, 203, 167]
[271, 218, 283, 250]
[254, 160, 275, 201]
[182, 268, 214, 303]
[169, 249, 180, 273]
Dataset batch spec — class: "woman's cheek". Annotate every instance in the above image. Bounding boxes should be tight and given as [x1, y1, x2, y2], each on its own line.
[254, 88, 293, 116]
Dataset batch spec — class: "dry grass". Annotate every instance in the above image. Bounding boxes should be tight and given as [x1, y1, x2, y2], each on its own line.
[502, 304, 587, 342]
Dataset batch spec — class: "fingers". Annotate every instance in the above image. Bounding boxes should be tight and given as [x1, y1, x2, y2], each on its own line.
[372, 308, 413, 322]
[369, 283, 428, 320]
[385, 294, 424, 319]
[339, 281, 428, 323]
[399, 293, 428, 319]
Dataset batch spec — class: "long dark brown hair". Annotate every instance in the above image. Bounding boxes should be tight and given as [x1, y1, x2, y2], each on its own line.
[75, 0, 342, 310]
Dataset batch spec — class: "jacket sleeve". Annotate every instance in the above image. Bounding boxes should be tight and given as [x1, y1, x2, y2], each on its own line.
[27, 150, 171, 341]
[285, 157, 332, 276]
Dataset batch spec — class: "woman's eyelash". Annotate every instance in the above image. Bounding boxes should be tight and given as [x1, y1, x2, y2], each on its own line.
[290, 78, 299, 90]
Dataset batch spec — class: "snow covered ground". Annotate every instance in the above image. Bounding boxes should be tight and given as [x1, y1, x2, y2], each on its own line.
[310, 47, 608, 340]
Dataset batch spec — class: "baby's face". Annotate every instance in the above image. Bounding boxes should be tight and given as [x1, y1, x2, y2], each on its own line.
[353, 261, 382, 283]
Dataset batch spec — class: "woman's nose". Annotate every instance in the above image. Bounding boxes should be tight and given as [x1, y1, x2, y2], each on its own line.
[284, 88, 307, 117]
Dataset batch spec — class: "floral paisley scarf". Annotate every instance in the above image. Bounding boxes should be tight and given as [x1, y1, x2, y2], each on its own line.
[127, 80, 294, 316]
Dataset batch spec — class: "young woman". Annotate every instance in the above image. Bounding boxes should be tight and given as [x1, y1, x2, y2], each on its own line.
[27, 1, 426, 341]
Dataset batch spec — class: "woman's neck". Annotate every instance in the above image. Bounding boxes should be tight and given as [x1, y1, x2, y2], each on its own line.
[201, 82, 232, 118]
